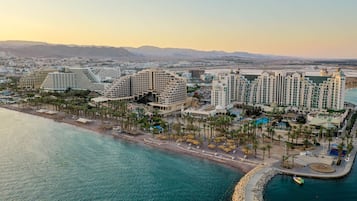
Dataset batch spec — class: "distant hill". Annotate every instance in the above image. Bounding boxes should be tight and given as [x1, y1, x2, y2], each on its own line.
[0, 40, 136, 59]
[0, 40, 48, 47]
[124, 45, 283, 60]
[0, 40, 286, 60]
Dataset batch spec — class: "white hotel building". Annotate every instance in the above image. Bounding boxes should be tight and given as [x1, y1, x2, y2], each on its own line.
[41, 67, 106, 92]
[211, 68, 346, 111]
[104, 68, 187, 111]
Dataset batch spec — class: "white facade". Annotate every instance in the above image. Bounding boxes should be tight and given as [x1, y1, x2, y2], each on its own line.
[211, 75, 230, 108]
[41, 72, 77, 91]
[212, 68, 346, 111]
[41, 67, 105, 92]
[104, 68, 187, 106]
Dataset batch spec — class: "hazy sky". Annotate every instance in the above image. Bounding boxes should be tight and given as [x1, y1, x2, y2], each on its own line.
[1, 0, 357, 58]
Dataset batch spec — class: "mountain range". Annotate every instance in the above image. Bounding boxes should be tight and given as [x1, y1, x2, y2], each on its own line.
[0, 40, 285, 60]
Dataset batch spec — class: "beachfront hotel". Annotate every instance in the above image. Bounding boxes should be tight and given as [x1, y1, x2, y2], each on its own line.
[211, 68, 346, 111]
[18, 68, 57, 89]
[103, 68, 187, 112]
[40, 67, 106, 92]
[211, 76, 230, 108]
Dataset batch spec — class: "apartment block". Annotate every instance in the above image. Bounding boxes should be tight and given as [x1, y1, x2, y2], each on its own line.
[211, 68, 345, 111]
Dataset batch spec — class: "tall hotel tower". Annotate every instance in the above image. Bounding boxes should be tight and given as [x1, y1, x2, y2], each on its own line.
[211, 68, 345, 111]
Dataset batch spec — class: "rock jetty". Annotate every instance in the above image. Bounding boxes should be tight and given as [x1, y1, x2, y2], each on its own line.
[232, 165, 278, 201]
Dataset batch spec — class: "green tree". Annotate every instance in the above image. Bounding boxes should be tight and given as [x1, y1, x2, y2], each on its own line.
[347, 142, 353, 154]
[337, 142, 345, 165]
[267, 144, 272, 158]
[261, 146, 267, 161]
[253, 140, 259, 158]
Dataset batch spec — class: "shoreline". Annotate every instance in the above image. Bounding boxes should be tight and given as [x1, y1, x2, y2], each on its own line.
[0, 104, 255, 174]
[233, 150, 357, 201]
[6, 104, 356, 201]
[232, 117, 357, 201]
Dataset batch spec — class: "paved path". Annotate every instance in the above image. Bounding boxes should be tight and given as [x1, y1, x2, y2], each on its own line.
[233, 116, 357, 201]
[275, 147, 356, 178]
[274, 118, 357, 179]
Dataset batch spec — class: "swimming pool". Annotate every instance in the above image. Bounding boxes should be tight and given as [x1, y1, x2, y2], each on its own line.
[255, 117, 269, 125]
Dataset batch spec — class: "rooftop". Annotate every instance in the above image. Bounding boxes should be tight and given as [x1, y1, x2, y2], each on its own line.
[305, 76, 330, 84]
[244, 75, 259, 82]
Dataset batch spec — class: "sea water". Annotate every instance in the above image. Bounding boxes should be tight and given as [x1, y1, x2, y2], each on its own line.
[264, 88, 357, 201]
[0, 108, 242, 201]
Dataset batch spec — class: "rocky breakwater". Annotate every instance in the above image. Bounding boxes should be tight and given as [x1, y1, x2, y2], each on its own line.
[251, 167, 278, 201]
[232, 165, 263, 201]
[232, 165, 278, 201]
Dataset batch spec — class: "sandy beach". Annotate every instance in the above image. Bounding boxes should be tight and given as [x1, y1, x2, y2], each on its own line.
[0, 104, 255, 173]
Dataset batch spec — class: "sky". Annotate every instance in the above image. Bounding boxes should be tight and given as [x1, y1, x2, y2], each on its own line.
[1, 0, 357, 58]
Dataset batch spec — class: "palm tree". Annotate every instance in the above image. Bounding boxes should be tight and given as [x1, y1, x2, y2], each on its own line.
[242, 144, 251, 157]
[294, 130, 299, 145]
[277, 134, 282, 144]
[337, 141, 345, 165]
[253, 140, 259, 158]
[341, 136, 346, 146]
[261, 146, 267, 161]
[172, 123, 182, 136]
[327, 130, 333, 151]
[303, 139, 309, 149]
[281, 155, 288, 168]
[287, 131, 291, 143]
[291, 155, 295, 168]
[261, 125, 265, 142]
[270, 128, 275, 143]
[267, 144, 272, 158]
[128, 112, 138, 131]
[319, 127, 324, 141]
[286, 142, 292, 155]
[202, 123, 206, 141]
[347, 142, 353, 154]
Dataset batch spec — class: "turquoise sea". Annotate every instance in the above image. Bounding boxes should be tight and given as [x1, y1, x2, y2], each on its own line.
[0, 108, 242, 201]
[264, 88, 357, 201]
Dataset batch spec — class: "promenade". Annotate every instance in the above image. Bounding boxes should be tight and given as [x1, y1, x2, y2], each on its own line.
[276, 118, 357, 179]
[275, 145, 356, 179]
[232, 118, 357, 201]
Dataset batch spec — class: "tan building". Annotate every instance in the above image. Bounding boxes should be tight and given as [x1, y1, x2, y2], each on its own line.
[18, 69, 56, 89]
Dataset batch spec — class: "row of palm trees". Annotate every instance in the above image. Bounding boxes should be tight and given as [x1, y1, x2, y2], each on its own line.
[23, 90, 355, 164]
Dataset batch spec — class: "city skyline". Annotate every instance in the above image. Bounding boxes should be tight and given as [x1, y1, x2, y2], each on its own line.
[1, 0, 357, 58]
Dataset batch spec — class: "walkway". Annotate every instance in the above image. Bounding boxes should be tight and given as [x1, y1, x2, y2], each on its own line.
[232, 116, 357, 201]
[275, 118, 357, 179]
[275, 146, 356, 179]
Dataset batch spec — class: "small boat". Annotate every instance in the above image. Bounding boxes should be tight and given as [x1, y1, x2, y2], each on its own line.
[293, 176, 304, 185]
